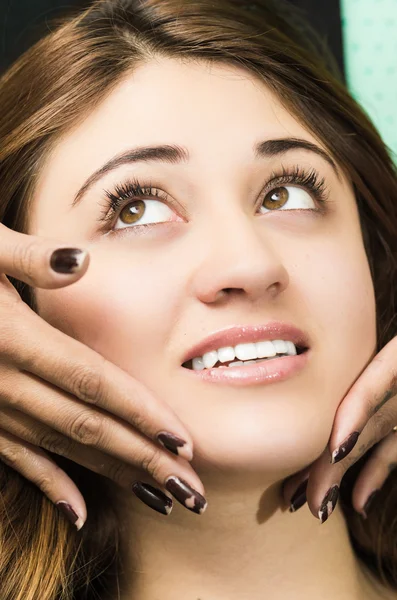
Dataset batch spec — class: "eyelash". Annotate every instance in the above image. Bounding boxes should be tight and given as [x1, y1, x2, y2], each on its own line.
[97, 164, 330, 233]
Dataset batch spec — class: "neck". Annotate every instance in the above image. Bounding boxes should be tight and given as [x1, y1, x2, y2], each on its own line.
[116, 471, 384, 600]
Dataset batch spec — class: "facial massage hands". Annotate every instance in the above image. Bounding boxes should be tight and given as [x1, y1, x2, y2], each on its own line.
[0, 224, 208, 530]
[282, 344, 397, 523]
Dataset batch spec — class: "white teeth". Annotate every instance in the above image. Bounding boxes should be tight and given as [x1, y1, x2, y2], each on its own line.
[235, 343, 257, 361]
[192, 356, 205, 370]
[202, 350, 218, 369]
[217, 346, 235, 363]
[272, 340, 288, 354]
[190, 339, 300, 370]
[228, 361, 244, 367]
[286, 341, 297, 355]
[256, 340, 277, 358]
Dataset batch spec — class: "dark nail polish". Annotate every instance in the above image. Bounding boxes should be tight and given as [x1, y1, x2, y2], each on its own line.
[132, 481, 173, 515]
[157, 431, 192, 460]
[56, 501, 80, 528]
[165, 476, 207, 515]
[289, 479, 309, 513]
[331, 431, 360, 464]
[318, 484, 339, 524]
[362, 489, 380, 519]
[50, 248, 87, 274]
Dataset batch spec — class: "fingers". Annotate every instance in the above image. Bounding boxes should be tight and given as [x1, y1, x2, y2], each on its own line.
[0, 300, 194, 462]
[327, 337, 397, 465]
[281, 466, 311, 512]
[0, 393, 206, 515]
[351, 428, 397, 519]
[284, 336, 397, 522]
[0, 427, 87, 530]
[0, 222, 90, 288]
[285, 395, 397, 523]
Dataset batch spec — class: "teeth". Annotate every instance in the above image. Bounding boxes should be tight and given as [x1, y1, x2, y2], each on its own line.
[286, 341, 297, 355]
[217, 346, 235, 363]
[272, 340, 288, 354]
[202, 350, 218, 369]
[190, 339, 299, 370]
[235, 343, 257, 361]
[192, 356, 205, 370]
[256, 340, 276, 358]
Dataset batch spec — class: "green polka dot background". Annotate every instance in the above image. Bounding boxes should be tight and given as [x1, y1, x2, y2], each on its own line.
[341, 0, 397, 164]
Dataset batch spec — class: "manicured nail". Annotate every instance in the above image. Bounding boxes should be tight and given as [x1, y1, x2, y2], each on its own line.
[157, 431, 193, 461]
[289, 479, 309, 513]
[318, 484, 339, 524]
[56, 501, 85, 531]
[165, 476, 207, 515]
[331, 431, 360, 464]
[131, 481, 173, 515]
[50, 248, 87, 274]
[361, 489, 380, 519]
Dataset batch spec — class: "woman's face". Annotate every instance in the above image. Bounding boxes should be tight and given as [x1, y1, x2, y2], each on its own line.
[29, 58, 376, 479]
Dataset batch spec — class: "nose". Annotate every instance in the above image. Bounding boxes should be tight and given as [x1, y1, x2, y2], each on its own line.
[190, 210, 290, 306]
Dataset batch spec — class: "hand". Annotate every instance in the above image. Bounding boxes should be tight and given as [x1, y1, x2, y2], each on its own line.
[0, 223, 206, 531]
[282, 337, 397, 523]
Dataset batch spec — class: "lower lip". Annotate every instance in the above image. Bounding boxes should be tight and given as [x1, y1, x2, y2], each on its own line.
[182, 351, 310, 386]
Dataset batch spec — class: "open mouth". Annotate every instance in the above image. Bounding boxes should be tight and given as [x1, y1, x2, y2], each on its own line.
[182, 344, 308, 370]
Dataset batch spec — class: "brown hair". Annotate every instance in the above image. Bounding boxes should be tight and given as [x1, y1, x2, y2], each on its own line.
[0, 0, 397, 597]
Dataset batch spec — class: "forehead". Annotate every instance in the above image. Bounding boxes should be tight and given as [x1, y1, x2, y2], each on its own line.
[40, 57, 323, 169]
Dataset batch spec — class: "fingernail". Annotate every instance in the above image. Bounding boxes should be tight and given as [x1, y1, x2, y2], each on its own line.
[131, 481, 173, 515]
[361, 489, 380, 519]
[165, 476, 207, 515]
[331, 431, 360, 464]
[50, 248, 87, 274]
[318, 484, 339, 524]
[56, 501, 85, 531]
[289, 479, 309, 513]
[157, 431, 193, 461]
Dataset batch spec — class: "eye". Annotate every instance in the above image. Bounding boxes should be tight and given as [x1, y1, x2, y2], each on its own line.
[259, 186, 315, 214]
[114, 199, 177, 231]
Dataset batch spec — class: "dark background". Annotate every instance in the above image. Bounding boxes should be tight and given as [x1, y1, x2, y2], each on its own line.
[0, 0, 345, 77]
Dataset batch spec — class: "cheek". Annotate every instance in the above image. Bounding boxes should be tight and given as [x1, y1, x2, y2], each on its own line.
[35, 251, 177, 375]
[300, 236, 377, 414]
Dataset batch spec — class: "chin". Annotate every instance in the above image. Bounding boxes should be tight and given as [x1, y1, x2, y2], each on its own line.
[189, 420, 328, 480]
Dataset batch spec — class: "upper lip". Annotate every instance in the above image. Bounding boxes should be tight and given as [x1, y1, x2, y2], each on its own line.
[181, 322, 310, 365]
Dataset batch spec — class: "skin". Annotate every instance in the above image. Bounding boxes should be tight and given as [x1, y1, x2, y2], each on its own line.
[28, 57, 390, 599]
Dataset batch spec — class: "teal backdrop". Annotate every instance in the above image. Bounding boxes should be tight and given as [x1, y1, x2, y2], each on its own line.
[341, 0, 397, 164]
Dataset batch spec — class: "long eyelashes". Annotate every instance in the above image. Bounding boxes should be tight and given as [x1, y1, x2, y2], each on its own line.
[97, 164, 330, 232]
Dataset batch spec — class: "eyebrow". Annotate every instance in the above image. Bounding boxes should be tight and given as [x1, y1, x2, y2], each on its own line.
[71, 137, 342, 208]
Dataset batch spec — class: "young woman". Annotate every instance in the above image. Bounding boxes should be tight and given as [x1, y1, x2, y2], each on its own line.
[0, 0, 396, 598]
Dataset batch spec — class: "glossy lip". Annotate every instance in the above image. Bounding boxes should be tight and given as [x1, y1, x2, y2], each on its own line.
[181, 350, 311, 386]
[180, 322, 310, 366]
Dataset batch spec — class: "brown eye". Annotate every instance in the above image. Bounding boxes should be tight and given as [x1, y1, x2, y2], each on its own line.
[113, 198, 177, 231]
[259, 186, 315, 214]
[262, 187, 289, 211]
[119, 199, 145, 224]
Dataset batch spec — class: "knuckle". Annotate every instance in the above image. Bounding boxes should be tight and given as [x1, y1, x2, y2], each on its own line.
[12, 240, 40, 283]
[70, 362, 104, 405]
[372, 408, 394, 441]
[35, 472, 56, 497]
[0, 443, 25, 469]
[68, 412, 104, 446]
[125, 405, 147, 432]
[0, 380, 24, 409]
[38, 432, 73, 456]
[140, 445, 163, 480]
